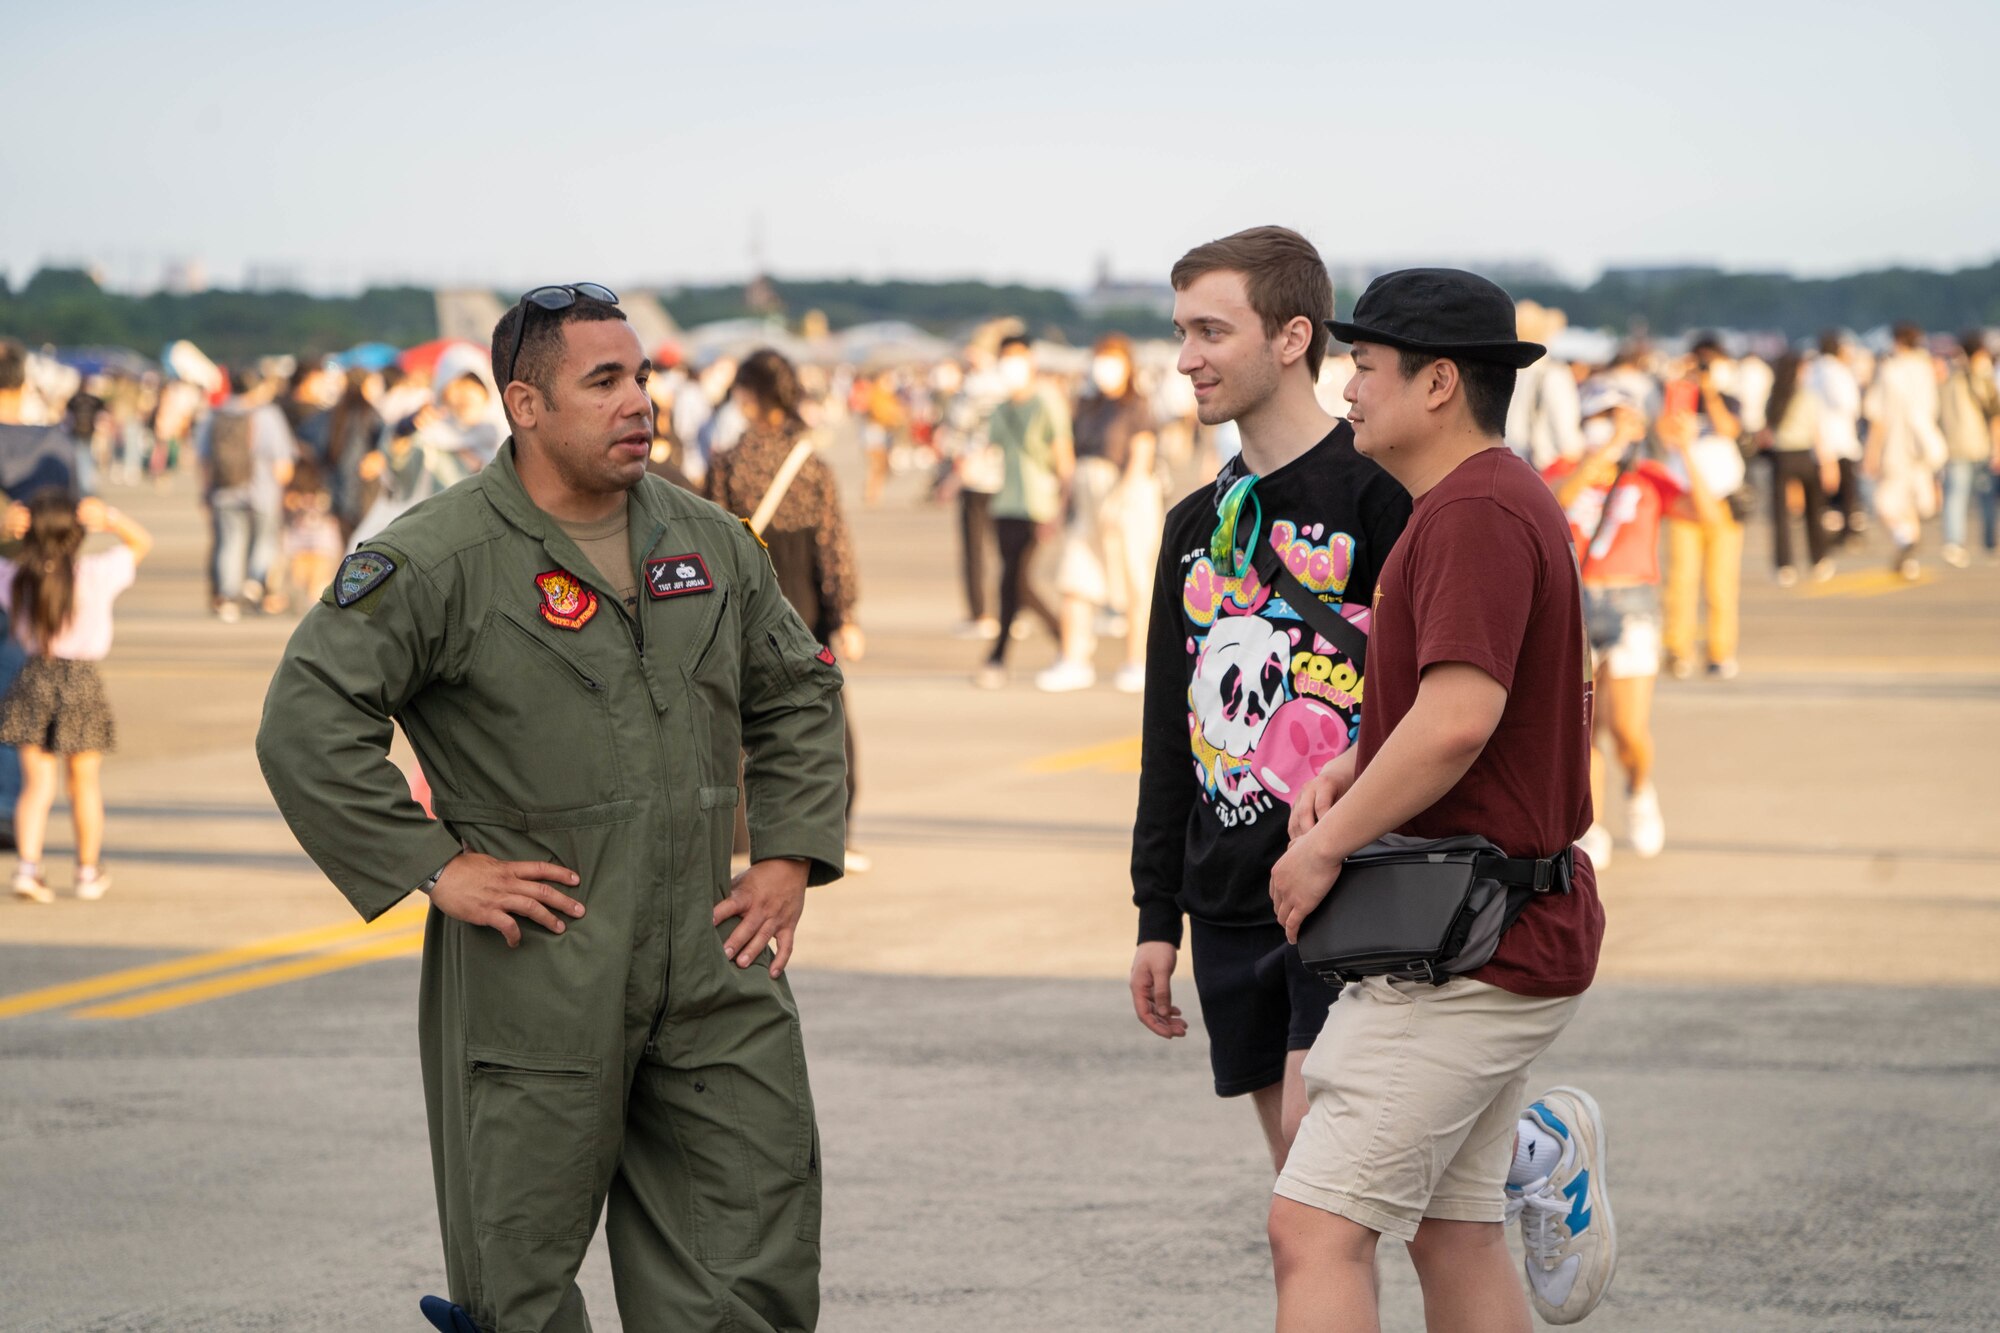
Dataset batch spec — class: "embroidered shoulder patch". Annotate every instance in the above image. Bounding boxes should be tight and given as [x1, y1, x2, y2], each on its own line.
[645, 553, 714, 600]
[335, 551, 397, 607]
[816, 645, 836, 666]
[536, 569, 599, 630]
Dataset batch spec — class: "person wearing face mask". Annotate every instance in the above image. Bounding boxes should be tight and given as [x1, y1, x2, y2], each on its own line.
[974, 335, 1070, 688]
[1038, 334, 1160, 693]
[1543, 383, 1719, 865]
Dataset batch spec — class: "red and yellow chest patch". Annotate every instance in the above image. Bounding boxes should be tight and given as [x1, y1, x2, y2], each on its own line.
[535, 568, 599, 630]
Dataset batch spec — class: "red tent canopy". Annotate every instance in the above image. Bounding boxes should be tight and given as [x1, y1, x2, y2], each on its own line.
[398, 338, 485, 378]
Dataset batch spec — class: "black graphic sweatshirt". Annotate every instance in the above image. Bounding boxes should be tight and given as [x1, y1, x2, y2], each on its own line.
[1132, 422, 1411, 946]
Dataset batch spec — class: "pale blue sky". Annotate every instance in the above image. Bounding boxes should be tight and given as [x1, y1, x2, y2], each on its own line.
[5, 0, 1995, 294]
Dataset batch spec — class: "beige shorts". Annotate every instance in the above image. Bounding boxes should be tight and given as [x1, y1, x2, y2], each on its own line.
[1274, 974, 1580, 1242]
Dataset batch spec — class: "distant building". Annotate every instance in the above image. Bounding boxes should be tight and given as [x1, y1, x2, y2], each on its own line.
[1077, 257, 1175, 319]
[161, 259, 208, 295]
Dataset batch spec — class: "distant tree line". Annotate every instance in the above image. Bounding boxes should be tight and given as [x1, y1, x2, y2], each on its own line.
[4, 260, 1998, 366]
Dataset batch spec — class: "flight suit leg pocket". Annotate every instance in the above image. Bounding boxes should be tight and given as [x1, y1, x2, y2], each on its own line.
[463, 1047, 602, 1241]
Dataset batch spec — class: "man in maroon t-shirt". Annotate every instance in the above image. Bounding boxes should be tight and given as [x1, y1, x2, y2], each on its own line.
[1263, 270, 1616, 1330]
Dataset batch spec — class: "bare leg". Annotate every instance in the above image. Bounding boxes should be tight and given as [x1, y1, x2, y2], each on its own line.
[66, 750, 105, 869]
[14, 745, 58, 864]
[1269, 1197, 1381, 1332]
[1605, 674, 1658, 792]
[1057, 595, 1095, 665]
[1251, 1049, 1312, 1174]
[1405, 1218, 1532, 1333]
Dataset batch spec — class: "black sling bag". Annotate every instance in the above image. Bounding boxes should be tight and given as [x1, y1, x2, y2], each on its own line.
[1248, 542, 1573, 988]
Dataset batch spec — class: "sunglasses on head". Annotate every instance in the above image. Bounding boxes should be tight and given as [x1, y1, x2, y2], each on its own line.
[501, 282, 620, 389]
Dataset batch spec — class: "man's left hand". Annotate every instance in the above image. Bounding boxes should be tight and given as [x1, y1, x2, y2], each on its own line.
[1270, 833, 1342, 944]
[713, 857, 809, 977]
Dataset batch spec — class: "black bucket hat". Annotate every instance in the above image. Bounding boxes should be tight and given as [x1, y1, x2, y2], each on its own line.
[1326, 268, 1546, 369]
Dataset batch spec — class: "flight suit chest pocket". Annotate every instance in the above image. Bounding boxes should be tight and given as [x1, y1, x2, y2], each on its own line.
[650, 578, 737, 685]
[465, 609, 624, 806]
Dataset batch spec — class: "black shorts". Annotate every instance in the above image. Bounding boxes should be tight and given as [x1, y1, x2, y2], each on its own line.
[1188, 916, 1338, 1098]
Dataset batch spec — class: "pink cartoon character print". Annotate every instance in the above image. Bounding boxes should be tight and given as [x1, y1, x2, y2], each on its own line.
[1243, 696, 1351, 804]
[1190, 614, 1291, 804]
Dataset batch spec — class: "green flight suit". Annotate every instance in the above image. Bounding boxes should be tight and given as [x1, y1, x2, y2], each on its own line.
[256, 442, 847, 1333]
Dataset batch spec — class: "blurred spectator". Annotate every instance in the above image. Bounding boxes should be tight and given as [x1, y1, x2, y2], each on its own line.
[1809, 332, 1867, 544]
[934, 352, 1005, 639]
[1506, 301, 1583, 467]
[0, 492, 151, 904]
[1938, 333, 2000, 567]
[1039, 334, 1159, 695]
[1863, 322, 1948, 580]
[1545, 383, 1720, 864]
[1762, 352, 1836, 584]
[350, 347, 499, 546]
[195, 369, 297, 620]
[705, 348, 866, 868]
[281, 455, 342, 607]
[975, 335, 1070, 688]
[323, 370, 385, 540]
[1661, 335, 1746, 679]
[857, 370, 906, 506]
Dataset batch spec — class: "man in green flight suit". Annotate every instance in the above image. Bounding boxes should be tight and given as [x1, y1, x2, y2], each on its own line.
[257, 285, 847, 1333]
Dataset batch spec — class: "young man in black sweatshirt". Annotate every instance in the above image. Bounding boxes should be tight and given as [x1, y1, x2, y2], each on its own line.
[1128, 228, 1410, 1170]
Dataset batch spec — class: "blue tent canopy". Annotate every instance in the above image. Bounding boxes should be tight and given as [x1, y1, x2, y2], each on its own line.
[335, 342, 401, 371]
[53, 346, 156, 378]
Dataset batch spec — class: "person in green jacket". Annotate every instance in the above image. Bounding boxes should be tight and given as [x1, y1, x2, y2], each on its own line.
[256, 285, 847, 1333]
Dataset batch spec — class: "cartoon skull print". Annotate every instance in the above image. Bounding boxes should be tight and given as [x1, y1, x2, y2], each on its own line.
[1192, 614, 1291, 767]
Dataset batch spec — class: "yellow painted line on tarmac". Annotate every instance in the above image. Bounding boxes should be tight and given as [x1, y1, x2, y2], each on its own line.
[71, 929, 426, 1020]
[1798, 568, 1937, 599]
[1023, 734, 1142, 775]
[0, 902, 425, 1020]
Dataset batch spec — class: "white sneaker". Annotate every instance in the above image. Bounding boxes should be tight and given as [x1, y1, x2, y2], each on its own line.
[1812, 558, 1837, 583]
[1113, 664, 1146, 694]
[12, 869, 53, 904]
[1775, 566, 1798, 588]
[74, 867, 111, 901]
[1942, 544, 1970, 569]
[1034, 659, 1096, 693]
[1577, 823, 1612, 871]
[972, 663, 1007, 691]
[1513, 1087, 1618, 1325]
[1625, 785, 1664, 859]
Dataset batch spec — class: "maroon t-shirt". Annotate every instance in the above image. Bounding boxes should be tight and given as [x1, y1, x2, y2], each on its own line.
[1355, 447, 1604, 997]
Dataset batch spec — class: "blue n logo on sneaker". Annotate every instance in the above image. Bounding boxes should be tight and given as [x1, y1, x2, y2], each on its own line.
[1563, 1169, 1592, 1233]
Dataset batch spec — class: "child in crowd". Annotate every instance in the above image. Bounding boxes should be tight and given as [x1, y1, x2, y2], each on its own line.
[1, 491, 152, 902]
[282, 455, 342, 606]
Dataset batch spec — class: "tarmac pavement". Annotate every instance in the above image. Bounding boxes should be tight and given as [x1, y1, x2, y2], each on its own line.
[2, 447, 1997, 1330]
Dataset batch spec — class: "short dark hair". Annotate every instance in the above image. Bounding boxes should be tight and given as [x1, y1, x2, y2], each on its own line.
[1170, 226, 1333, 378]
[1960, 332, 1986, 359]
[1396, 348, 1515, 437]
[1689, 332, 1725, 359]
[0, 340, 24, 392]
[490, 293, 628, 407]
[228, 368, 254, 396]
[998, 333, 1032, 356]
[1892, 321, 1924, 350]
[1817, 330, 1844, 357]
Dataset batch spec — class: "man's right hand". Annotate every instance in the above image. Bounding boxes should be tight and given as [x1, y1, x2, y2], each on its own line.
[1130, 941, 1186, 1039]
[1287, 750, 1358, 840]
[428, 851, 585, 948]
